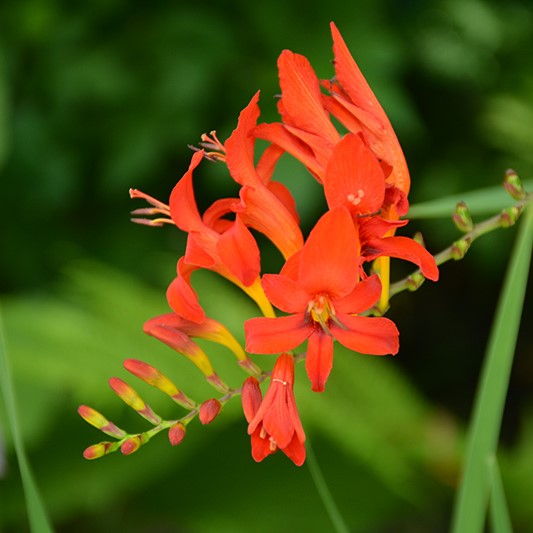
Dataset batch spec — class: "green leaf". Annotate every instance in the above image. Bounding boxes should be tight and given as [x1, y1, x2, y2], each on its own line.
[488, 455, 513, 533]
[451, 205, 533, 533]
[408, 180, 533, 219]
[0, 305, 54, 533]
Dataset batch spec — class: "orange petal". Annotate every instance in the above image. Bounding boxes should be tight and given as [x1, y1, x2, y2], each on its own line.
[305, 330, 335, 392]
[261, 273, 310, 314]
[334, 274, 382, 315]
[299, 206, 360, 298]
[324, 133, 386, 215]
[278, 50, 340, 144]
[217, 215, 261, 287]
[363, 236, 439, 281]
[332, 314, 399, 355]
[245, 314, 311, 354]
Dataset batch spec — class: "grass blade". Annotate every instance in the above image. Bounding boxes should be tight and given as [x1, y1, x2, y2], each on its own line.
[408, 179, 533, 219]
[451, 205, 533, 533]
[487, 455, 513, 533]
[0, 304, 54, 533]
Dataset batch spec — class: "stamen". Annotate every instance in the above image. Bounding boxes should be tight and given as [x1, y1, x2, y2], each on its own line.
[347, 189, 365, 207]
[129, 189, 173, 227]
[272, 378, 287, 386]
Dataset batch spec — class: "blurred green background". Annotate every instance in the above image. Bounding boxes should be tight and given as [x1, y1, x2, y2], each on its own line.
[1, 0, 532, 531]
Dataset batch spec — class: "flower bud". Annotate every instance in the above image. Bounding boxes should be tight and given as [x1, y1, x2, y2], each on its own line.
[500, 206, 522, 228]
[121, 436, 143, 456]
[406, 272, 425, 292]
[452, 201, 474, 233]
[451, 237, 472, 260]
[123, 359, 197, 410]
[83, 442, 115, 460]
[78, 405, 126, 439]
[199, 399, 222, 425]
[503, 169, 526, 201]
[168, 423, 186, 446]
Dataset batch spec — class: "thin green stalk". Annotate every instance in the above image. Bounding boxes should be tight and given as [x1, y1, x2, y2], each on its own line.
[451, 204, 533, 533]
[0, 304, 54, 533]
[487, 455, 513, 533]
[306, 438, 350, 533]
[389, 193, 531, 299]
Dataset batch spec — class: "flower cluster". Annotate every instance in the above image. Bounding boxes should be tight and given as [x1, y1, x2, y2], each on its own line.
[79, 22, 438, 466]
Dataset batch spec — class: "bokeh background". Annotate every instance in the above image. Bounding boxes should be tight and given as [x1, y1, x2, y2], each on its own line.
[1, 0, 532, 531]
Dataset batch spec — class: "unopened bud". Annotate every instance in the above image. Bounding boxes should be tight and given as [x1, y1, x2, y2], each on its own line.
[451, 237, 472, 260]
[83, 442, 116, 460]
[500, 206, 522, 228]
[452, 202, 474, 233]
[406, 272, 426, 292]
[109, 377, 162, 425]
[78, 405, 126, 439]
[503, 169, 526, 201]
[168, 422, 186, 446]
[199, 399, 222, 425]
[121, 436, 143, 456]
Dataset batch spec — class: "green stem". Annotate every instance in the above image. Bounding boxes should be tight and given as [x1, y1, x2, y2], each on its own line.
[0, 305, 54, 532]
[389, 194, 532, 299]
[306, 439, 350, 533]
[451, 204, 533, 532]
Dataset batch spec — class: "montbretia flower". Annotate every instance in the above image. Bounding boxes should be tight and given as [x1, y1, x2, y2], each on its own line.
[166, 92, 306, 322]
[323, 133, 439, 282]
[245, 206, 399, 392]
[254, 24, 438, 311]
[242, 353, 305, 466]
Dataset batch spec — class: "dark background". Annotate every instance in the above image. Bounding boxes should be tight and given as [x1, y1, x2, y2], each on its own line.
[1, 0, 532, 531]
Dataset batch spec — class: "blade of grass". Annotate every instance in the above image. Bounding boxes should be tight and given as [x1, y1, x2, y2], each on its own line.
[408, 179, 533, 219]
[487, 455, 513, 533]
[0, 304, 54, 533]
[451, 204, 533, 533]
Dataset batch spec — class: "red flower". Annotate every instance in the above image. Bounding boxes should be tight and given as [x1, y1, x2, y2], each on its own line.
[242, 353, 305, 466]
[245, 206, 399, 392]
[323, 133, 439, 281]
[324, 22, 411, 204]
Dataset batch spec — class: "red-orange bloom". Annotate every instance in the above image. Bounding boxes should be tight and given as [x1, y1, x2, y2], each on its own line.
[324, 133, 439, 281]
[242, 353, 305, 466]
[245, 206, 399, 392]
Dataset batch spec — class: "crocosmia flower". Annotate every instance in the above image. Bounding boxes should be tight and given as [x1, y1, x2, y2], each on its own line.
[242, 353, 305, 466]
[245, 206, 399, 392]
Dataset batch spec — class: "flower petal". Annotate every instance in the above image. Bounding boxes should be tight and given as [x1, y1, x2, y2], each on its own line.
[278, 50, 340, 144]
[282, 433, 307, 466]
[166, 258, 205, 323]
[305, 330, 334, 392]
[363, 236, 439, 281]
[236, 185, 304, 260]
[217, 215, 261, 286]
[245, 314, 311, 354]
[299, 206, 359, 298]
[329, 22, 410, 194]
[324, 133, 386, 215]
[242, 377, 262, 423]
[169, 150, 205, 232]
[334, 274, 382, 315]
[261, 274, 310, 314]
[255, 122, 324, 179]
[224, 92, 261, 186]
[332, 314, 399, 355]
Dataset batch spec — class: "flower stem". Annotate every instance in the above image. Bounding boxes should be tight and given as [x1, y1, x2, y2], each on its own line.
[388, 193, 532, 300]
[306, 439, 350, 533]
